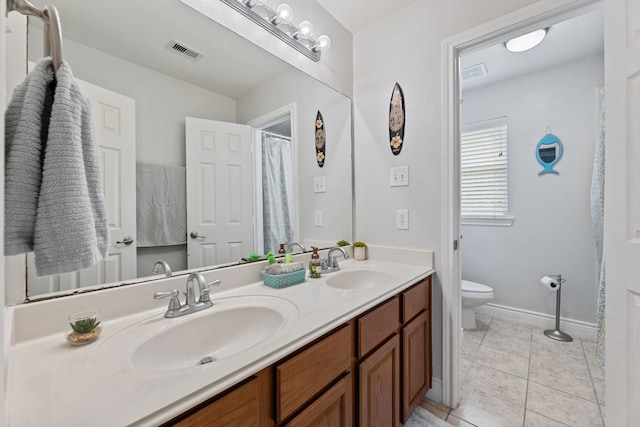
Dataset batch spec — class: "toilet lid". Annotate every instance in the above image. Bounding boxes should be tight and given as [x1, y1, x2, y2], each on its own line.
[462, 280, 492, 293]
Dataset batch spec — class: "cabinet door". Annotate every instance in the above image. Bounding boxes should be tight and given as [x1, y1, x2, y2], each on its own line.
[402, 310, 430, 422]
[169, 369, 273, 427]
[359, 334, 400, 427]
[285, 374, 353, 427]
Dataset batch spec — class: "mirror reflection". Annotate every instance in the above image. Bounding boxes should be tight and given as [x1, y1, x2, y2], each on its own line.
[24, 0, 353, 298]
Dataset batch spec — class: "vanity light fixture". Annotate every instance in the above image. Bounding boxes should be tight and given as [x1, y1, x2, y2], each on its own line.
[505, 28, 548, 53]
[221, 0, 331, 61]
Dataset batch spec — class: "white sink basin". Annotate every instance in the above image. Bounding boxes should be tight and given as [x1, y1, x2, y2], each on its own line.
[325, 269, 392, 290]
[90, 295, 298, 373]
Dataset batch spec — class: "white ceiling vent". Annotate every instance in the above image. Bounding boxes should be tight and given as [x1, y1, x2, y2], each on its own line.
[165, 39, 204, 61]
[461, 62, 488, 80]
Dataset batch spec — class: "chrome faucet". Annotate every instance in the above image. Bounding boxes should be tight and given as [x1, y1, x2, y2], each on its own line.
[152, 260, 172, 277]
[153, 272, 221, 318]
[321, 246, 350, 273]
[287, 242, 306, 253]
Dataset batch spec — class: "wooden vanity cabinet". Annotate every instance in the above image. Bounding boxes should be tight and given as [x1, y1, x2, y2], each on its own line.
[162, 276, 432, 427]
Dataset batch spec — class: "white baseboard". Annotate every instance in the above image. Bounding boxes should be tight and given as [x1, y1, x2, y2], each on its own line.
[425, 376, 443, 403]
[476, 303, 597, 341]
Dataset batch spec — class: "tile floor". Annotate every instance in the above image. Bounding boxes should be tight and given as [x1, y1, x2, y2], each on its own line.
[419, 315, 606, 427]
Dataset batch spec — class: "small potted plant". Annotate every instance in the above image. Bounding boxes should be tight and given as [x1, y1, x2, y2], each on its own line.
[337, 239, 350, 247]
[66, 310, 102, 346]
[353, 241, 367, 261]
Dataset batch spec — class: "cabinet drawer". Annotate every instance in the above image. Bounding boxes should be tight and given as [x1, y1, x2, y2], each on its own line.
[285, 373, 353, 427]
[358, 296, 400, 358]
[276, 324, 353, 423]
[402, 278, 430, 324]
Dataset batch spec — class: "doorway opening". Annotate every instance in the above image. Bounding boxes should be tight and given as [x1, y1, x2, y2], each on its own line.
[249, 104, 298, 255]
[441, 0, 603, 409]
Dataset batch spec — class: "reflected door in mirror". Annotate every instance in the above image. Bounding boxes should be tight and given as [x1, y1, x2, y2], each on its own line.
[185, 118, 254, 268]
[27, 80, 137, 294]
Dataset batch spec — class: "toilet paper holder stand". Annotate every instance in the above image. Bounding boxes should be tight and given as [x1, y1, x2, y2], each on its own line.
[544, 274, 573, 342]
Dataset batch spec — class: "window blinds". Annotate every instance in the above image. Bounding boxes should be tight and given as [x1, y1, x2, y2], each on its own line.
[460, 117, 508, 217]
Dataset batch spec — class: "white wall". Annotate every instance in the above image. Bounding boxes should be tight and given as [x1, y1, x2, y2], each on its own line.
[237, 68, 352, 249]
[461, 54, 603, 323]
[352, 0, 541, 388]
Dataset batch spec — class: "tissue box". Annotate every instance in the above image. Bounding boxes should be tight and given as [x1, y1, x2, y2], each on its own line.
[261, 268, 307, 289]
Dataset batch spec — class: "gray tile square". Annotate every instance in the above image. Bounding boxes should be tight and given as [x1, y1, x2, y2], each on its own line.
[464, 363, 528, 406]
[474, 343, 529, 378]
[526, 382, 604, 427]
[451, 387, 525, 427]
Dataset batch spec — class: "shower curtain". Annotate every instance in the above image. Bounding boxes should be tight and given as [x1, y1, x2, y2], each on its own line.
[262, 134, 294, 254]
[592, 88, 606, 368]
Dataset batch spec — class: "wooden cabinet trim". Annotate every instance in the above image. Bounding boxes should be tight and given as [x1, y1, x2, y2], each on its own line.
[276, 323, 353, 423]
[357, 296, 400, 359]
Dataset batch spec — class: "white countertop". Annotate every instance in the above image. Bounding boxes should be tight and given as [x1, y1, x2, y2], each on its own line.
[6, 248, 433, 426]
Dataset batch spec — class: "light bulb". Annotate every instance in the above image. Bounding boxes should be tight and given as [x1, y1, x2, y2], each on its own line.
[505, 29, 547, 53]
[271, 3, 293, 25]
[293, 20, 314, 40]
[312, 35, 331, 52]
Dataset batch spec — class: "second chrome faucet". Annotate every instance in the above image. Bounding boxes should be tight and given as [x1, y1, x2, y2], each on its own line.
[154, 272, 221, 318]
[321, 246, 350, 274]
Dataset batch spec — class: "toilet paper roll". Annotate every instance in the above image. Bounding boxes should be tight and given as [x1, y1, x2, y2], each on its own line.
[540, 276, 559, 291]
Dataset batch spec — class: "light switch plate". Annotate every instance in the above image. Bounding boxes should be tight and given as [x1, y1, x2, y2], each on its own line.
[396, 209, 409, 229]
[314, 176, 326, 193]
[314, 210, 323, 226]
[390, 166, 409, 187]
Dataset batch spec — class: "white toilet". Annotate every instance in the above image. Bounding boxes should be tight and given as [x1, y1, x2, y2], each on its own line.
[461, 280, 494, 330]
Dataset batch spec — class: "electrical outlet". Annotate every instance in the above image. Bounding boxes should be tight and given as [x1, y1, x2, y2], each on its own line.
[396, 209, 409, 229]
[390, 166, 409, 187]
[314, 210, 323, 226]
[314, 176, 326, 193]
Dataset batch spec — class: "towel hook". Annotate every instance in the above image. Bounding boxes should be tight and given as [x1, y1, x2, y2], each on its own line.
[43, 4, 63, 72]
[7, 0, 63, 72]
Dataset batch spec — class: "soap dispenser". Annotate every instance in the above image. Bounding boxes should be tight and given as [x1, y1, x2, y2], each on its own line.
[278, 243, 286, 254]
[309, 246, 321, 278]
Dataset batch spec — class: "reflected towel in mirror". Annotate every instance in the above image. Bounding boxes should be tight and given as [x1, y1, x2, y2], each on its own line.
[136, 163, 187, 246]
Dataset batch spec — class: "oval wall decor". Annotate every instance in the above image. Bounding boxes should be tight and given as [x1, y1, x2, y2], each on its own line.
[315, 111, 326, 167]
[389, 82, 405, 156]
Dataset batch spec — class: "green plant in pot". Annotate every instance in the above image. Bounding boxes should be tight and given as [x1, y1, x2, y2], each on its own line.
[66, 310, 102, 345]
[337, 239, 350, 247]
[353, 241, 367, 261]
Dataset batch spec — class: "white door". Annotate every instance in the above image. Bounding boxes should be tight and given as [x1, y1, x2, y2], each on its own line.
[27, 80, 137, 295]
[604, 0, 640, 424]
[185, 117, 254, 268]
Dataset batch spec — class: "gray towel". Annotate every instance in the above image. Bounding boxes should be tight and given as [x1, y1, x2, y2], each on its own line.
[5, 58, 109, 276]
[5, 58, 55, 254]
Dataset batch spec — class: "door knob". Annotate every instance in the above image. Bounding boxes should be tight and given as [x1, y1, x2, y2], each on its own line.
[117, 236, 134, 245]
[190, 231, 205, 239]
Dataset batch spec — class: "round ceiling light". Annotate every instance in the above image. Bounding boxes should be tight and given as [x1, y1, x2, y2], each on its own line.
[505, 29, 547, 53]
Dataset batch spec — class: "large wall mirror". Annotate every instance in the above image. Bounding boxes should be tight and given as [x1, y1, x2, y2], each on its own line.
[22, 0, 353, 299]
